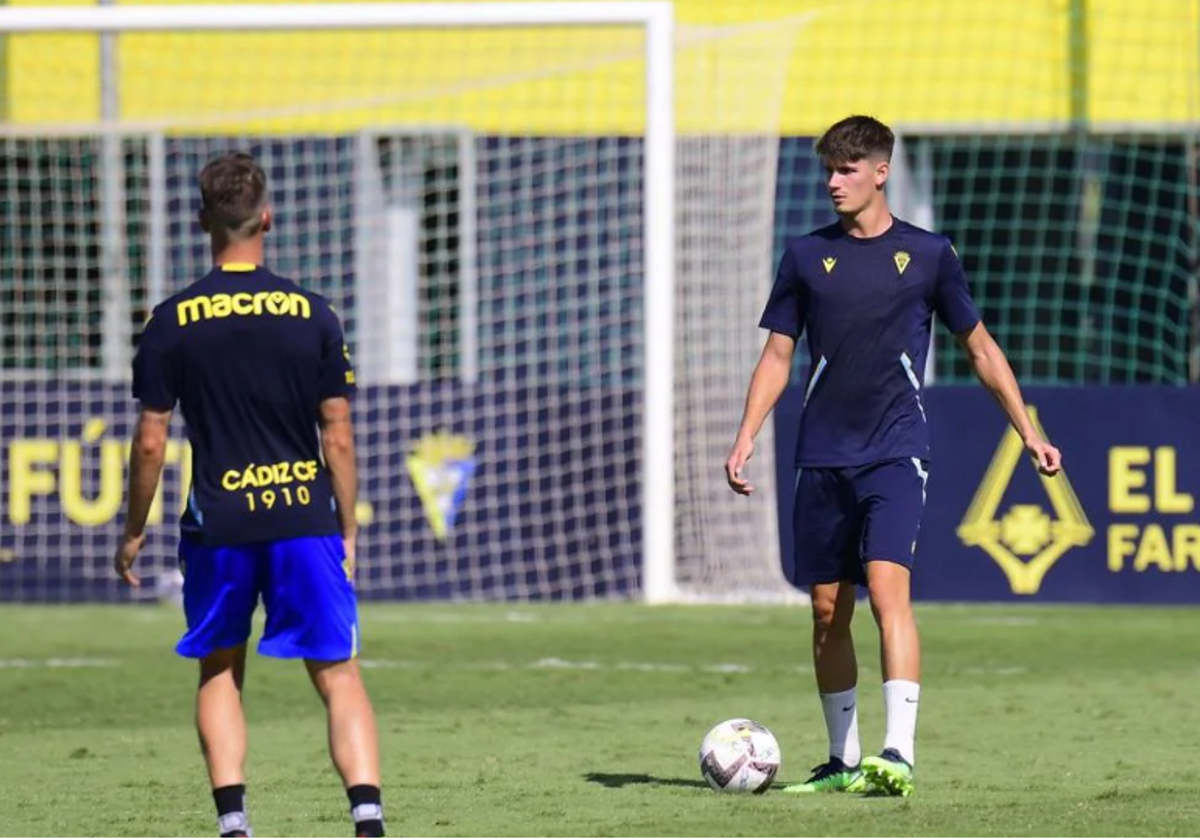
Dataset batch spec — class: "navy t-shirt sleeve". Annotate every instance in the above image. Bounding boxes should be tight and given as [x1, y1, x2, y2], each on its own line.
[131, 307, 177, 410]
[758, 243, 805, 338]
[317, 301, 356, 401]
[934, 240, 982, 334]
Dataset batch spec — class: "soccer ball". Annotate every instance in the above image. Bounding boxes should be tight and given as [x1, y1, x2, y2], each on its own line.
[155, 567, 185, 606]
[698, 718, 781, 794]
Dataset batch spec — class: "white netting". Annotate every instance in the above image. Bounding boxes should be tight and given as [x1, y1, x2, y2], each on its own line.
[0, 5, 793, 603]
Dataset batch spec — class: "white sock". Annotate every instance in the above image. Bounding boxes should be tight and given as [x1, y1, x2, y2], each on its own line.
[882, 679, 920, 765]
[819, 688, 861, 766]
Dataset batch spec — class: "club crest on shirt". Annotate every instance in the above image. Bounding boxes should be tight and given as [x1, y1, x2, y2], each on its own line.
[893, 251, 911, 275]
[822, 257, 837, 274]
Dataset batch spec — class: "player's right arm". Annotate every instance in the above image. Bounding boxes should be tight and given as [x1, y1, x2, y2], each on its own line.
[726, 332, 796, 495]
[316, 301, 359, 568]
[320, 396, 358, 566]
[726, 244, 803, 496]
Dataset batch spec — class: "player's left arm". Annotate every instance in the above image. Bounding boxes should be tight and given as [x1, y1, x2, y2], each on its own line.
[116, 308, 178, 586]
[955, 322, 1061, 477]
[115, 407, 173, 586]
[935, 240, 1060, 477]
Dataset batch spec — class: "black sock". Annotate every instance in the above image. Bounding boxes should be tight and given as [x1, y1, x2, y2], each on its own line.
[213, 784, 250, 838]
[347, 784, 384, 837]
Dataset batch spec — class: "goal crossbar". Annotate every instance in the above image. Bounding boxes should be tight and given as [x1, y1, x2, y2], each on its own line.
[0, 2, 671, 32]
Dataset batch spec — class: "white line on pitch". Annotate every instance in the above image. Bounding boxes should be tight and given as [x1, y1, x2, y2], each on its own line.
[358, 658, 772, 674]
[0, 658, 117, 668]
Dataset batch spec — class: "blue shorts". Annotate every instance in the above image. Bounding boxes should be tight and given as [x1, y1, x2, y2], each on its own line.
[788, 458, 929, 588]
[176, 535, 358, 661]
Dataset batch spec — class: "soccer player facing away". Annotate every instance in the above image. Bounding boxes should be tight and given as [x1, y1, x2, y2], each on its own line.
[113, 152, 385, 837]
[725, 116, 1061, 797]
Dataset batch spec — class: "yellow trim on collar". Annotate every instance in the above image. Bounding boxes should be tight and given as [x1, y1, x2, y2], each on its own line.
[220, 262, 257, 272]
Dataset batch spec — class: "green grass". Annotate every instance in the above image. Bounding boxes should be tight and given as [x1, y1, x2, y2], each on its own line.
[2, 602, 1200, 836]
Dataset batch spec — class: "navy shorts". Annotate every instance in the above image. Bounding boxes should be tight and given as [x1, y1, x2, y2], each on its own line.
[788, 458, 929, 588]
[176, 535, 358, 661]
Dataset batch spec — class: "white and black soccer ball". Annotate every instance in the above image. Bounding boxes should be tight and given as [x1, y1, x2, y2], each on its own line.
[698, 718, 781, 794]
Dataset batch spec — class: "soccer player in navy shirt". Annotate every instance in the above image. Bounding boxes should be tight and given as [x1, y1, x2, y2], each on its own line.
[725, 116, 1061, 797]
[113, 153, 385, 837]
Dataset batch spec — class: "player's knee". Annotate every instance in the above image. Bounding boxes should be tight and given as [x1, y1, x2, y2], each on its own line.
[306, 657, 362, 697]
[866, 576, 912, 624]
[198, 645, 247, 685]
[810, 588, 853, 636]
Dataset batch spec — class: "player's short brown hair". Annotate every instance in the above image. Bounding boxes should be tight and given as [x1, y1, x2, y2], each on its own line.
[199, 152, 268, 238]
[815, 115, 895, 165]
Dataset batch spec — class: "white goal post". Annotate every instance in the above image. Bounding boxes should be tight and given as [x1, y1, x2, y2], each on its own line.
[0, 2, 793, 604]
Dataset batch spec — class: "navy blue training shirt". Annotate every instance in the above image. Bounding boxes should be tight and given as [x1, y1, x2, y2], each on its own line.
[133, 264, 356, 545]
[759, 218, 981, 467]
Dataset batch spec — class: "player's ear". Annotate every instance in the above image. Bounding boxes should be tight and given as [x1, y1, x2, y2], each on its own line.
[874, 159, 890, 189]
[261, 206, 273, 234]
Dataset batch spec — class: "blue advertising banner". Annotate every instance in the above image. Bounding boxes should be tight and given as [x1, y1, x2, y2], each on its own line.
[773, 385, 1200, 603]
[0, 381, 641, 602]
[7, 379, 1199, 604]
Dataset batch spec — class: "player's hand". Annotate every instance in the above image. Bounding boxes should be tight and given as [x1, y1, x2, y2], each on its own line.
[342, 535, 357, 583]
[725, 435, 756, 495]
[113, 532, 146, 587]
[1026, 437, 1062, 477]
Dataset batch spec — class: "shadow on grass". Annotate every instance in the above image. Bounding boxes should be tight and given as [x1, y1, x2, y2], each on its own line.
[584, 772, 711, 790]
[585, 772, 906, 799]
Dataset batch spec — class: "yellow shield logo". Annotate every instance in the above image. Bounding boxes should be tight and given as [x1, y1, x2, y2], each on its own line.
[405, 431, 478, 541]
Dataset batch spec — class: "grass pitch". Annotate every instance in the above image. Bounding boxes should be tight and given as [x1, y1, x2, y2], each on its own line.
[2, 602, 1198, 836]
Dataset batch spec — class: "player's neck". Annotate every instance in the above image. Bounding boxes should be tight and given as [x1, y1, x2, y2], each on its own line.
[840, 202, 893, 239]
[211, 239, 264, 269]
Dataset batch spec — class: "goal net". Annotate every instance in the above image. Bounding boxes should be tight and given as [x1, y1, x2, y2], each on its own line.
[769, 1, 1200, 388]
[0, 2, 795, 603]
